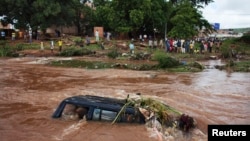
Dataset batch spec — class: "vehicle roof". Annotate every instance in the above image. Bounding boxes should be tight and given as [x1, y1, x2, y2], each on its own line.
[64, 95, 125, 105]
[62, 95, 134, 112]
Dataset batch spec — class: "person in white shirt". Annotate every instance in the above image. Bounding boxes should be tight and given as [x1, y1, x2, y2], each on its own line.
[95, 30, 99, 43]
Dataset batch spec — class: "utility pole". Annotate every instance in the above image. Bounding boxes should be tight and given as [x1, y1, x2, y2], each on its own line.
[164, 22, 167, 40]
[164, 0, 169, 40]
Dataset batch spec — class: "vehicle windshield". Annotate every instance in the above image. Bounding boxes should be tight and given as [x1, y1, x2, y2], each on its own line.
[62, 104, 89, 120]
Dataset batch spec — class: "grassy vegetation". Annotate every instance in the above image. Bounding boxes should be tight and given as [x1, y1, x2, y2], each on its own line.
[107, 48, 120, 59]
[218, 36, 250, 72]
[50, 59, 159, 70]
[220, 38, 249, 58]
[0, 40, 52, 57]
[232, 61, 250, 72]
[58, 47, 95, 56]
[50, 60, 114, 69]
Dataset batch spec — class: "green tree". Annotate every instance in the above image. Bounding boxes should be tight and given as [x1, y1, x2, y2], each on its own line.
[109, 0, 147, 34]
[0, 0, 91, 35]
[168, 0, 213, 39]
[92, 1, 113, 31]
[92, 0, 214, 39]
[0, 0, 61, 30]
[92, 0, 168, 38]
[0, 0, 215, 38]
[60, 0, 94, 35]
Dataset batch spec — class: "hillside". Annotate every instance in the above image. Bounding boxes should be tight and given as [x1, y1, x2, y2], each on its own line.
[231, 27, 250, 33]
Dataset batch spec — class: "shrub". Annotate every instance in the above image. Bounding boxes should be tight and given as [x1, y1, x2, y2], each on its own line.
[220, 38, 249, 58]
[137, 64, 156, 70]
[15, 43, 40, 50]
[189, 61, 204, 70]
[50, 60, 113, 69]
[0, 40, 7, 46]
[59, 47, 94, 56]
[130, 52, 151, 60]
[153, 51, 180, 68]
[240, 34, 250, 43]
[74, 38, 83, 46]
[0, 44, 19, 57]
[107, 49, 120, 59]
[15, 43, 25, 51]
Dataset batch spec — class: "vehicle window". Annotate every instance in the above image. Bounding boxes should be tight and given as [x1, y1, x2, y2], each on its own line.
[92, 109, 117, 121]
[75, 107, 89, 119]
[63, 104, 76, 115]
[101, 110, 117, 121]
[92, 108, 101, 120]
[62, 104, 78, 120]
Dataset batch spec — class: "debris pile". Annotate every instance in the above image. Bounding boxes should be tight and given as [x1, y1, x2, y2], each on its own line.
[113, 94, 197, 140]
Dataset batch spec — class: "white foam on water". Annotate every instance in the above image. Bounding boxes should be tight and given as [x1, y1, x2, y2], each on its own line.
[54, 119, 87, 140]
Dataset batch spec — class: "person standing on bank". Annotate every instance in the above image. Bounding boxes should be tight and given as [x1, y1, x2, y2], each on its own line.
[129, 41, 135, 54]
[50, 40, 54, 53]
[85, 35, 90, 46]
[1, 30, 5, 40]
[58, 39, 63, 52]
[12, 32, 16, 40]
[40, 42, 44, 51]
[95, 30, 99, 43]
[106, 31, 111, 41]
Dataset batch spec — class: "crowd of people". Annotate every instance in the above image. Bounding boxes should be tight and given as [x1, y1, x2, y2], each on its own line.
[137, 34, 223, 54]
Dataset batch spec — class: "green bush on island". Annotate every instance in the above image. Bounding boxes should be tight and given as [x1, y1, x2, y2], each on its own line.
[233, 61, 250, 72]
[50, 60, 114, 69]
[220, 37, 250, 59]
[16, 43, 40, 50]
[107, 48, 120, 59]
[153, 51, 181, 68]
[58, 47, 94, 56]
[0, 41, 19, 57]
[240, 34, 250, 43]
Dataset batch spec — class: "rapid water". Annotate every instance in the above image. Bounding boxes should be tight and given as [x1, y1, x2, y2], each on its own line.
[0, 58, 249, 141]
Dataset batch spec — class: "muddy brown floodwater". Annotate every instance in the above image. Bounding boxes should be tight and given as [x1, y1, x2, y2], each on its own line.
[0, 57, 249, 141]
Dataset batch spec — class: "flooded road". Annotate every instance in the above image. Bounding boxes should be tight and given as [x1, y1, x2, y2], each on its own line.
[0, 57, 249, 141]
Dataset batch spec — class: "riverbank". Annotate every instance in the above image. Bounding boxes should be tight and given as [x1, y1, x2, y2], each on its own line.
[1, 36, 249, 73]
